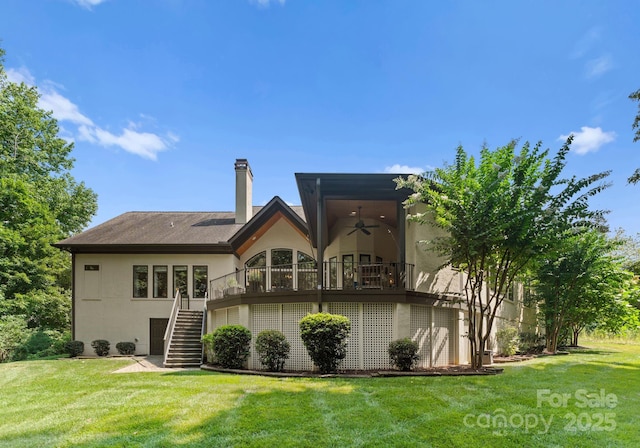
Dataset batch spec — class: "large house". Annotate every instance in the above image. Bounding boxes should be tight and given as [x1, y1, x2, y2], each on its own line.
[55, 159, 537, 369]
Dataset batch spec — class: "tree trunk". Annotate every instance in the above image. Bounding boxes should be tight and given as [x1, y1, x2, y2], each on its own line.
[572, 327, 580, 347]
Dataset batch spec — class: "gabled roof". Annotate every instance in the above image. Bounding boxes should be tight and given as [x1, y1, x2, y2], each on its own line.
[229, 196, 309, 255]
[54, 200, 307, 254]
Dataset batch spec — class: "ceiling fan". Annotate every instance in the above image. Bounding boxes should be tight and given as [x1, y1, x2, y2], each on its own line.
[347, 206, 380, 236]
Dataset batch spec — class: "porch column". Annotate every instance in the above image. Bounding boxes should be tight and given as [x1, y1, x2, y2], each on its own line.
[316, 177, 324, 311]
[396, 201, 407, 287]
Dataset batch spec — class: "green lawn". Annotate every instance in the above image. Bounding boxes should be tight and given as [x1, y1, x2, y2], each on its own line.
[0, 343, 638, 448]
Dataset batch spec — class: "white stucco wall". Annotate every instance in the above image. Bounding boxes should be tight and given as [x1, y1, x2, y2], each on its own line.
[240, 217, 314, 265]
[74, 253, 235, 355]
[404, 205, 463, 296]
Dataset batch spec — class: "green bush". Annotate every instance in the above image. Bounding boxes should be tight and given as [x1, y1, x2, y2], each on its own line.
[0, 315, 30, 363]
[206, 325, 251, 369]
[519, 332, 545, 354]
[496, 326, 519, 356]
[91, 339, 110, 357]
[299, 313, 350, 373]
[255, 330, 290, 372]
[115, 342, 136, 355]
[22, 329, 67, 360]
[65, 340, 85, 357]
[201, 333, 216, 364]
[388, 338, 420, 371]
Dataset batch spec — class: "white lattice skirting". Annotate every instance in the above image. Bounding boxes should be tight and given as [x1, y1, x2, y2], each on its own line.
[209, 302, 459, 371]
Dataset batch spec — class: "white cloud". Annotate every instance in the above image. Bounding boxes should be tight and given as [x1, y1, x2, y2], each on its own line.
[250, 0, 286, 7]
[6, 67, 36, 85]
[7, 66, 176, 160]
[571, 27, 601, 59]
[40, 89, 94, 126]
[559, 126, 616, 155]
[585, 55, 613, 79]
[72, 0, 108, 9]
[78, 125, 172, 161]
[383, 164, 430, 174]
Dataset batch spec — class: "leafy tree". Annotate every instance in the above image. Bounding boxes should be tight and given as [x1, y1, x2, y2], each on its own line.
[0, 47, 97, 361]
[533, 230, 637, 351]
[629, 88, 640, 184]
[614, 229, 640, 278]
[0, 315, 29, 362]
[396, 138, 610, 367]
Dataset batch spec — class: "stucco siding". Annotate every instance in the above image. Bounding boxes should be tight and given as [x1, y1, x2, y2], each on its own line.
[74, 253, 235, 355]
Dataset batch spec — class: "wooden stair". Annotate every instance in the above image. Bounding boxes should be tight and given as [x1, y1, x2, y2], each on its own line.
[164, 310, 204, 368]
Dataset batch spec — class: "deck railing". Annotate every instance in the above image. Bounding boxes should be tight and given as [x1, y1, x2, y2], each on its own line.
[163, 289, 181, 366]
[208, 262, 414, 300]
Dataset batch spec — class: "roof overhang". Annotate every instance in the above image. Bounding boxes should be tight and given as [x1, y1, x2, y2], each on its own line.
[53, 243, 235, 255]
[295, 173, 413, 247]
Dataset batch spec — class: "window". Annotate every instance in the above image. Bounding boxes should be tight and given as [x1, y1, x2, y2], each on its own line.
[272, 249, 293, 290]
[246, 251, 267, 292]
[272, 248, 292, 267]
[328, 256, 338, 289]
[297, 251, 316, 291]
[133, 265, 148, 298]
[523, 281, 535, 307]
[343, 254, 354, 289]
[173, 265, 188, 297]
[153, 266, 168, 298]
[193, 266, 208, 298]
[84, 264, 100, 271]
[246, 251, 267, 268]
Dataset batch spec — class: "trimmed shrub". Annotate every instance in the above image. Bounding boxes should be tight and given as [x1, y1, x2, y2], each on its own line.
[201, 333, 216, 364]
[91, 339, 110, 357]
[388, 338, 420, 371]
[299, 312, 350, 374]
[115, 342, 136, 355]
[255, 330, 290, 372]
[207, 325, 251, 369]
[519, 332, 545, 354]
[496, 326, 519, 356]
[65, 340, 85, 357]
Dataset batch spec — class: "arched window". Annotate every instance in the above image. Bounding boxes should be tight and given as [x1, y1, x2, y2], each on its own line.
[246, 251, 266, 268]
[246, 251, 266, 292]
[245, 249, 318, 292]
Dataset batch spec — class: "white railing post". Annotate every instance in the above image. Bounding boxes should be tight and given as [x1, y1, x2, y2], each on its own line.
[201, 304, 207, 364]
[163, 289, 181, 366]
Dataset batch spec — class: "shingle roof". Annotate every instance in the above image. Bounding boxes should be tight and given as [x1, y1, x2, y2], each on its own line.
[54, 204, 307, 253]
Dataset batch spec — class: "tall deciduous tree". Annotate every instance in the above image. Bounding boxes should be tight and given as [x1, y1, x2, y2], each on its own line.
[396, 138, 610, 367]
[629, 88, 640, 184]
[534, 230, 636, 351]
[0, 48, 97, 359]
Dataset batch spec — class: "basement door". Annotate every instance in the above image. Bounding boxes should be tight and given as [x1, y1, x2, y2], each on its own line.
[149, 318, 169, 355]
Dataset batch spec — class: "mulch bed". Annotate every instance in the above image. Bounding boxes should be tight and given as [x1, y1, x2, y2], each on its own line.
[201, 364, 504, 377]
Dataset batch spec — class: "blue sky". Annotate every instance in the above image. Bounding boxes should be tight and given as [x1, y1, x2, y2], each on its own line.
[2, 0, 639, 234]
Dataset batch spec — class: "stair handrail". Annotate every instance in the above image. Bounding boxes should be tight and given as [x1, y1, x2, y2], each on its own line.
[163, 288, 181, 366]
[200, 304, 207, 365]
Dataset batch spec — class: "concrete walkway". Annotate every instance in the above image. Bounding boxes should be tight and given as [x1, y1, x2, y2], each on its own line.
[112, 355, 200, 373]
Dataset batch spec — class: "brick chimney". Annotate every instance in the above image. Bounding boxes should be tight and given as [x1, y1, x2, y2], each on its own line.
[235, 159, 253, 224]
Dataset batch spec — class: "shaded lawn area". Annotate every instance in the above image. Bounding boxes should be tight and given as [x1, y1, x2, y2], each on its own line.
[0, 343, 638, 447]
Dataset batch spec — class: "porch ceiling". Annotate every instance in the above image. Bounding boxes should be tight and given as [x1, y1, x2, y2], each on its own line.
[295, 173, 414, 248]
